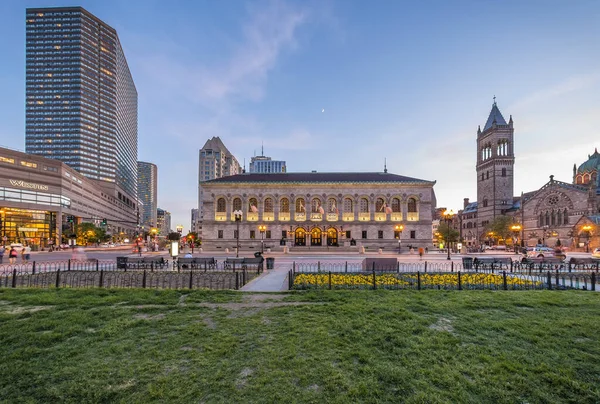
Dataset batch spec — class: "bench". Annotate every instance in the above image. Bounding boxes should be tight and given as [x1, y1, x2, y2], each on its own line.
[520, 257, 564, 271]
[117, 257, 169, 270]
[224, 257, 264, 271]
[176, 257, 217, 270]
[473, 257, 512, 270]
[568, 258, 600, 271]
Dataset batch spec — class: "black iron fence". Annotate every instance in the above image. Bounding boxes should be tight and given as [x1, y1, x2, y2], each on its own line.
[289, 261, 598, 291]
[0, 259, 262, 290]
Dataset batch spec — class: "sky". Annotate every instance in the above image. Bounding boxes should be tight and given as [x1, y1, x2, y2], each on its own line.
[0, 0, 599, 231]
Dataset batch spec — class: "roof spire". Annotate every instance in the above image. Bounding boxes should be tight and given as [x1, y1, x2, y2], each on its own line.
[493, 95, 496, 105]
[384, 158, 387, 173]
[483, 98, 507, 131]
[261, 141, 264, 156]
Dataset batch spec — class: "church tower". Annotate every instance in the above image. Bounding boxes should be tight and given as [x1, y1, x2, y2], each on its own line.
[476, 99, 515, 237]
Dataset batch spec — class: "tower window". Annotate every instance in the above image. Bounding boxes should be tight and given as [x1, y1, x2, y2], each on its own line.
[483, 199, 488, 208]
[501, 168, 506, 177]
[486, 171, 489, 179]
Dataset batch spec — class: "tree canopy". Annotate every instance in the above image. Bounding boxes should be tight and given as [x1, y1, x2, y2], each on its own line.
[486, 215, 515, 243]
[436, 223, 460, 244]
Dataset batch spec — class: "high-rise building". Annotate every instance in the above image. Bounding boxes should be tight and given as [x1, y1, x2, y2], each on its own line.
[249, 146, 286, 173]
[157, 208, 171, 236]
[25, 7, 138, 198]
[198, 137, 241, 238]
[137, 161, 157, 228]
[476, 100, 514, 235]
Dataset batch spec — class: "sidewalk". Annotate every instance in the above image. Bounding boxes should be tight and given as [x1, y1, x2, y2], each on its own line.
[241, 265, 290, 292]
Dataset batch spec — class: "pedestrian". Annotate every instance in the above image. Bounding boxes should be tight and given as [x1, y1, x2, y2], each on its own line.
[0, 245, 5, 264]
[21, 247, 26, 262]
[9, 247, 17, 265]
[418, 247, 424, 260]
[24, 245, 31, 261]
[425, 247, 429, 254]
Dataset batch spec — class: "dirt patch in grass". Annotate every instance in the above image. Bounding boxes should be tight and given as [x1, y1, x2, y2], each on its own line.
[203, 315, 217, 329]
[429, 317, 454, 333]
[0, 305, 52, 315]
[133, 313, 165, 320]
[235, 367, 254, 389]
[242, 293, 288, 303]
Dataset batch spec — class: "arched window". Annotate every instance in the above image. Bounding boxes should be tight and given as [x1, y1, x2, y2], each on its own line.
[501, 168, 506, 177]
[359, 198, 369, 213]
[264, 197, 273, 213]
[296, 198, 306, 213]
[408, 198, 417, 212]
[376, 198, 385, 212]
[563, 209, 568, 225]
[327, 198, 338, 213]
[486, 171, 490, 179]
[216, 197, 226, 212]
[583, 173, 590, 184]
[344, 198, 353, 213]
[551, 210, 556, 226]
[576, 175, 583, 184]
[482, 199, 488, 208]
[248, 198, 258, 212]
[233, 198, 242, 211]
[391, 198, 401, 212]
[311, 198, 322, 213]
[481, 173, 485, 181]
[538, 212, 543, 227]
[557, 210, 562, 225]
[545, 211, 550, 226]
[280, 198, 289, 213]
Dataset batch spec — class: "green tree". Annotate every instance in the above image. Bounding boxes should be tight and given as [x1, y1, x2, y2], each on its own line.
[75, 222, 106, 245]
[185, 231, 200, 246]
[437, 222, 459, 244]
[487, 215, 513, 244]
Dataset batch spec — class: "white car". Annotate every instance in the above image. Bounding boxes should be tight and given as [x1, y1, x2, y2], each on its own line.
[592, 248, 600, 259]
[526, 246, 555, 258]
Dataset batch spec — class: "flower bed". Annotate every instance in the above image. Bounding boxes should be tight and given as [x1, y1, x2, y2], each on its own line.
[292, 272, 543, 290]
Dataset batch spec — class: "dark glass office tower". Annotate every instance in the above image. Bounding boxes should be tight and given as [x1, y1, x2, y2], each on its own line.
[25, 7, 138, 198]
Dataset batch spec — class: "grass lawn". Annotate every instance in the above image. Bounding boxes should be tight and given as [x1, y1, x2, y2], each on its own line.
[0, 289, 599, 403]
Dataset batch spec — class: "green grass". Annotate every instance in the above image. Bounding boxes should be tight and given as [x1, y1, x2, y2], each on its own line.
[0, 289, 599, 403]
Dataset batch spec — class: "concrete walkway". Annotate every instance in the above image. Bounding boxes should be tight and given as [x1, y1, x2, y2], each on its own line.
[241, 265, 290, 292]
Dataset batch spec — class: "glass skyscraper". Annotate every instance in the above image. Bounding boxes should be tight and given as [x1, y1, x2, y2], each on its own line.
[25, 7, 138, 198]
[137, 161, 158, 228]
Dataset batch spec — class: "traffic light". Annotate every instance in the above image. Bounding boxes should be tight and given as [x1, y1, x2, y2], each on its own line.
[66, 215, 74, 223]
[101, 218, 107, 226]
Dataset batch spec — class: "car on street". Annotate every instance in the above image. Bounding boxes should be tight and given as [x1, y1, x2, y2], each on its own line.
[592, 248, 600, 259]
[525, 246, 555, 258]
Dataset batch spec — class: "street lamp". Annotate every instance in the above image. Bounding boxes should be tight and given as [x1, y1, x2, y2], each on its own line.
[258, 224, 266, 254]
[234, 210, 243, 258]
[442, 209, 455, 260]
[511, 224, 522, 255]
[395, 224, 404, 254]
[189, 234, 195, 254]
[583, 225, 592, 253]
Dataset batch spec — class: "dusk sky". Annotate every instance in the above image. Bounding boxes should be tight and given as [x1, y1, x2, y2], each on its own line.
[0, 0, 598, 230]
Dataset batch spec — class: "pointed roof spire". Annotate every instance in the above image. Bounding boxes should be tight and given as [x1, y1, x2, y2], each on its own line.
[483, 97, 507, 131]
[384, 158, 388, 173]
[261, 141, 264, 156]
[477, 125, 481, 135]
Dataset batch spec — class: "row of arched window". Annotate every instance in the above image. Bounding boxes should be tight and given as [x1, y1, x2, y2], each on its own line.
[538, 209, 569, 227]
[480, 139, 511, 161]
[216, 196, 419, 214]
[575, 172, 596, 185]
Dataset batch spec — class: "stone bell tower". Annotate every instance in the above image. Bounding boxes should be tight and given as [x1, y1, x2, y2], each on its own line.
[476, 98, 515, 238]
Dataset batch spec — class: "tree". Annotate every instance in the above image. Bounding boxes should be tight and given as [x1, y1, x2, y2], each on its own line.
[167, 232, 181, 241]
[437, 222, 459, 244]
[185, 231, 200, 246]
[487, 215, 513, 244]
[75, 222, 106, 245]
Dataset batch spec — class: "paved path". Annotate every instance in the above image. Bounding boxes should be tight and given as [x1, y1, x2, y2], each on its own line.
[241, 264, 291, 292]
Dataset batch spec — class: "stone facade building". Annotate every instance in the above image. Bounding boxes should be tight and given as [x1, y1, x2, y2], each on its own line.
[459, 100, 600, 250]
[200, 172, 436, 252]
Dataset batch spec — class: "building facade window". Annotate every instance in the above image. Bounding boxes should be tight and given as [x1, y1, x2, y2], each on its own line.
[218, 230, 223, 239]
[250, 230, 256, 239]
[361, 230, 367, 239]
[410, 230, 416, 239]
[216, 198, 226, 212]
[378, 230, 383, 239]
[280, 198, 289, 212]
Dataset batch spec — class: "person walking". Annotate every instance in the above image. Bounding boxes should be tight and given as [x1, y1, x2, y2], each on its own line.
[418, 247, 424, 260]
[9, 247, 17, 265]
[24, 245, 31, 261]
[0, 245, 5, 264]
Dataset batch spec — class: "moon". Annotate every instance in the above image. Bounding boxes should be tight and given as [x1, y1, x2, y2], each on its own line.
[322, 109, 325, 113]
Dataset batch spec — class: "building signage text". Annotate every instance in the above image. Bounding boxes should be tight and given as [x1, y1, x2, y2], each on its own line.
[9, 179, 49, 191]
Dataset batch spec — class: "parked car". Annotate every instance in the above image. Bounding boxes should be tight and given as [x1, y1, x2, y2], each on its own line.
[592, 248, 600, 259]
[525, 246, 555, 258]
[491, 245, 507, 250]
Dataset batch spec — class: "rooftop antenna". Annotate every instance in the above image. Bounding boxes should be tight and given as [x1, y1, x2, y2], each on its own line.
[261, 141, 264, 156]
[384, 158, 388, 173]
[243, 158, 246, 173]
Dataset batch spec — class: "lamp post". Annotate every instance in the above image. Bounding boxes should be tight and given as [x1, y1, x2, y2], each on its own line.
[395, 224, 404, 254]
[442, 209, 455, 260]
[189, 234, 195, 254]
[150, 228, 158, 252]
[234, 210, 242, 258]
[176, 225, 183, 252]
[258, 225, 266, 254]
[583, 225, 592, 253]
[511, 224, 522, 255]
